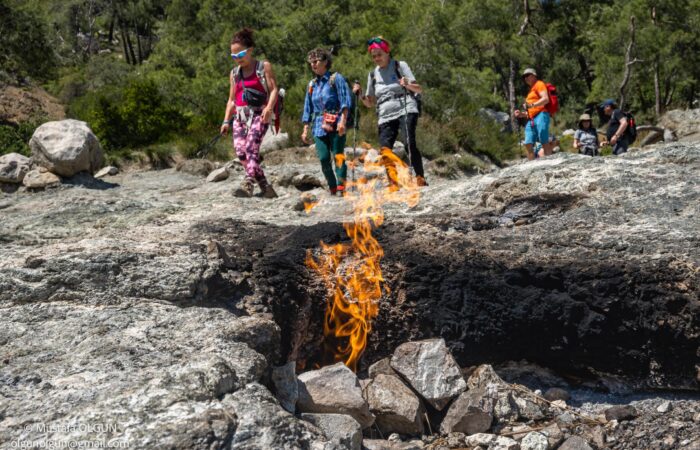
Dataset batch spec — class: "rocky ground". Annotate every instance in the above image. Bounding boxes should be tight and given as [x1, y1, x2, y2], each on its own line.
[0, 141, 698, 449]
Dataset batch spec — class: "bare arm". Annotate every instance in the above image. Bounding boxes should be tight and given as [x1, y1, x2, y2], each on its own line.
[220, 72, 237, 134]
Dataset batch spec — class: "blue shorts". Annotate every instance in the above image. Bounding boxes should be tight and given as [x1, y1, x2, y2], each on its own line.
[524, 111, 550, 145]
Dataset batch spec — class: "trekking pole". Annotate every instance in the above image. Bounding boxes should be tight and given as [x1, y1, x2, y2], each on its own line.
[402, 85, 415, 178]
[351, 80, 360, 192]
[196, 133, 223, 159]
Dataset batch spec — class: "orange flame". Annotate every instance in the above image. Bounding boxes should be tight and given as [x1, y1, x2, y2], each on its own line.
[306, 147, 420, 371]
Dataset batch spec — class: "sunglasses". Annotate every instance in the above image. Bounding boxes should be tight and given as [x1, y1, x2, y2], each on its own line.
[367, 37, 386, 45]
[231, 48, 249, 60]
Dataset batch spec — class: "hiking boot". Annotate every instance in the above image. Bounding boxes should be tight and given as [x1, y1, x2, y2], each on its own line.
[330, 187, 338, 196]
[233, 180, 254, 198]
[336, 184, 345, 196]
[261, 184, 278, 199]
[416, 176, 428, 187]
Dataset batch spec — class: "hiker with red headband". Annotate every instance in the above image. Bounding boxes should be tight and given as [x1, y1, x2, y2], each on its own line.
[352, 37, 427, 187]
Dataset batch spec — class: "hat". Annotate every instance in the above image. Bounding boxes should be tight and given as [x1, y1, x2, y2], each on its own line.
[578, 113, 592, 122]
[600, 99, 617, 108]
[522, 68, 537, 77]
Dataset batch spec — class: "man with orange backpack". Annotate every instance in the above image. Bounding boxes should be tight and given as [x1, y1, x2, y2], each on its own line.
[514, 68, 558, 160]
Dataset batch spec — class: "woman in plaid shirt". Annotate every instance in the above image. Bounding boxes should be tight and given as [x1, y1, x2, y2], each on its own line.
[301, 48, 353, 196]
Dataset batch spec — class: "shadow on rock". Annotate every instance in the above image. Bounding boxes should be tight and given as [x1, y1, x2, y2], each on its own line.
[62, 172, 120, 190]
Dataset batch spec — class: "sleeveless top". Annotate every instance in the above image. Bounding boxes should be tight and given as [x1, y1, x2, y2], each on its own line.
[234, 68, 266, 107]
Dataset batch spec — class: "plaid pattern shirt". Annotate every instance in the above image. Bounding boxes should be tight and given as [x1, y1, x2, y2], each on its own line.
[301, 71, 352, 137]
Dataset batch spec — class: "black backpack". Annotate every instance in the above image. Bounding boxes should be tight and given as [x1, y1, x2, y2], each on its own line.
[370, 60, 422, 116]
[623, 111, 637, 141]
[307, 72, 356, 128]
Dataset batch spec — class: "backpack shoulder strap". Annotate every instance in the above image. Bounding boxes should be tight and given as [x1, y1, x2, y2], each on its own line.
[255, 60, 268, 94]
[329, 72, 337, 87]
[394, 60, 403, 79]
[232, 66, 242, 83]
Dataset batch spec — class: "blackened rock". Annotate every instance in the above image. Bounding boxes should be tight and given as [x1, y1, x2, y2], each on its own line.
[544, 387, 570, 402]
[365, 374, 425, 435]
[440, 386, 493, 435]
[605, 405, 638, 422]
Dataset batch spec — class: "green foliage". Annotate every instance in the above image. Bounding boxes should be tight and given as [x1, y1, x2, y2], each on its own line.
[6, 0, 699, 170]
[0, 117, 49, 157]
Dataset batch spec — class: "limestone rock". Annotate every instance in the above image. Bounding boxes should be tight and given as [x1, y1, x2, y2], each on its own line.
[368, 357, 396, 378]
[365, 374, 425, 435]
[521, 431, 549, 450]
[29, 119, 104, 176]
[491, 436, 520, 450]
[206, 167, 229, 182]
[540, 423, 564, 448]
[467, 364, 506, 390]
[272, 361, 298, 413]
[558, 436, 593, 450]
[659, 109, 700, 140]
[465, 433, 497, 447]
[440, 386, 493, 435]
[297, 362, 374, 428]
[94, 166, 119, 178]
[260, 130, 289, 154]
[362, 439, 423, 450]
[176, 159, 216, 176]
[390, 338, 466, 410]
[292, 173, 324, 191]
[0, 152, 31, 183]
[301, 413, 362, 450]
[22, 168, 60, 189]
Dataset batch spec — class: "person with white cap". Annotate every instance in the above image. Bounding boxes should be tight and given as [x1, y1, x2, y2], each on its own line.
[573, 113, 599, 156]
[514, 68, 554, 160]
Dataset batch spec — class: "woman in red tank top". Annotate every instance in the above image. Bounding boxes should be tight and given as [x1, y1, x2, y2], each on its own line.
[220, 28, 280, 199]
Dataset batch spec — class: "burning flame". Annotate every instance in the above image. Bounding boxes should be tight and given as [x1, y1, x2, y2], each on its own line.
[305, 147, 420, 371]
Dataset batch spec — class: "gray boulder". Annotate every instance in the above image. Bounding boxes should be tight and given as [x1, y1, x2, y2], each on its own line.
[365, 374, 425, 435]
[297, 362, 374, 428]
[260, 130, 289, 154]
[176, 159, 216, 176]
[390, 338, 466, 410]
[22, 168, 60, 189]
[29, 119, 104, 176]
[206, 167, 229, 183]
[301, 413, 362, 450]
[0, 152, 31, 183]
[521, 431, 549, 450]
[368, 357, 397, 378]
[659, 109, 700, 141]
[440, 386, 493, 435]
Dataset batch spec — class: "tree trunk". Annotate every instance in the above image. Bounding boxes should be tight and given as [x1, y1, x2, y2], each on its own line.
[120, 25, 131, 65]
[125, 26, 137, 66]
[508, 59, 517, 132]
[619, 16, 639, 111]
[136, 25, 143, 64]
[652, 7, 661, 117]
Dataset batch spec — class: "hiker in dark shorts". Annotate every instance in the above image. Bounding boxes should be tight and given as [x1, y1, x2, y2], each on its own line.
[573, 113, 599, 156]
[352, 37, 427, 187]
[599, 99, 629, 155]
[301, 48, 352, 196]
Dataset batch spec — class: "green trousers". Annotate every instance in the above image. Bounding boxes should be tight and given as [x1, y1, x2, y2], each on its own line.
[314, 133, 347, 190]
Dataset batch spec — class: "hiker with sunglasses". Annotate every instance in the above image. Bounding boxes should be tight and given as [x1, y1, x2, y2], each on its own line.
[220, 28, 279, 199]
[352, 37, 427, 187]
[301, 48, 352, 196]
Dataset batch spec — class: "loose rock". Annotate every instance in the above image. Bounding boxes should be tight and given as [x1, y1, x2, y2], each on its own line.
[558, 436, 593, 450]
[520, 431, 549, 450]
[300, 413, 362, 450]
[292, 173, 323, 191]
[0, 152, 31, 183]
[440, 386, 493, 435]
[543, 387, 570, 402]
[176, 159, 216, 176]
[206, 167, 229, 182]
[368, 357, 396, 378]
[604, 405, 638, 422]
[390, 338, 466, 410]
[365, 374, 425, 435]
[656, 400, 672, 413]
[22, 168, 60, 189]
[297, 362, 374, 428]
[94, 166, 119, 178]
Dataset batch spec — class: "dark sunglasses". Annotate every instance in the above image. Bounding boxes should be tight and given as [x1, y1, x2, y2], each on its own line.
[367, 37, 386, 45]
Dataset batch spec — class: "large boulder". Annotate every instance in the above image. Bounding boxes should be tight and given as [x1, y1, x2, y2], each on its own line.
[659, 109, 700, 141]
[0, 152, 31, 183]
[260, 130, 289, 154]
[440, 387, 493, 435]
[22, 168, 60, 189]
[390, 339, 466, 410]
[29, 119, 104, 177]
[297, 362, 374, 428]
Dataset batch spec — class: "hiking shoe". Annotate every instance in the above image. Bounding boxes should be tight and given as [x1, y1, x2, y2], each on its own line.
[233, 180, 254, 198]
[330, 187, 338, 196]
[261, 184, 278, 199]
[416, 176, 428, 187]
[336, 184, 345, 196]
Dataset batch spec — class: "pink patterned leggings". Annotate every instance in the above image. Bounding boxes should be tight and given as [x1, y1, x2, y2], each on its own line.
[233, 114, 269, 186]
